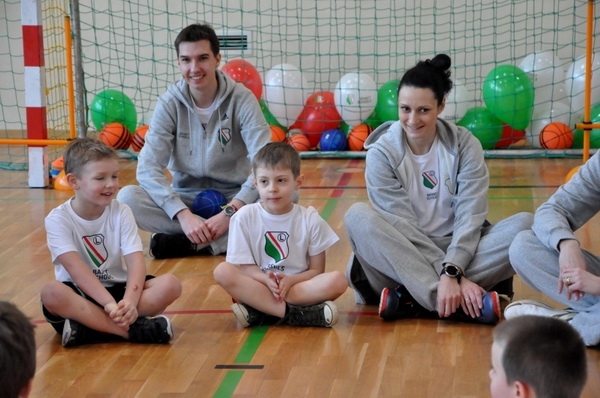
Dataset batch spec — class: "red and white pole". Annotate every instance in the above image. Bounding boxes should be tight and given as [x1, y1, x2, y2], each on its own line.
[22, 0, 49, 187]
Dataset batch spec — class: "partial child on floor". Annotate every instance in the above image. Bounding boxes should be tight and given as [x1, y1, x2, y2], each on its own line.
[214, 142, 347, 327]
[41, 138, 182, 347]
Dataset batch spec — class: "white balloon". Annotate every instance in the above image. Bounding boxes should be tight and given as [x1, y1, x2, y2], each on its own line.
[526, 101, 572, 148]
[519, 51, 565, 108]
[334, 72, 377, 127]
[564, 53, 600, 115]
[263, 64, 309, 128]
[440, 79, 472, 122]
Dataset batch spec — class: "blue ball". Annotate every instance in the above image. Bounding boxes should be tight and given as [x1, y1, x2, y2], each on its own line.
[320, 128, 347, 151]
[192, 189, 228, 219]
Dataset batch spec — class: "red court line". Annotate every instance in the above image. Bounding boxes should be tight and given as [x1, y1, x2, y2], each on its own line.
[332, 159, 362, 197]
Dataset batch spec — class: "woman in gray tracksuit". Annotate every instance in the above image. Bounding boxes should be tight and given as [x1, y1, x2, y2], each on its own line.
[508, 151, 600, 346]
[118, 24, 270, 258]
[344, 54, 532, 324]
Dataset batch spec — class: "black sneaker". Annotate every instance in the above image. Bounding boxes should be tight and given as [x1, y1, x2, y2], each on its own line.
[149, 233, 205, 259]
[345, 254, 379, 305]
[62, 319, 89, 347]
[284, 301, 339, 327]
[128, 315, 173, 344]
[231, 303, 267, 327]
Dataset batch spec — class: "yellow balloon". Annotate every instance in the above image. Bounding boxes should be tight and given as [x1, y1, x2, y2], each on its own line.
[53, 170, 73, 191]
[564, 166, 581, 184]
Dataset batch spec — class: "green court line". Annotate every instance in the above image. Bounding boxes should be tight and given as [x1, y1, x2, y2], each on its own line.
[213, 200, 338, 397]
[213, 326, 268, 398]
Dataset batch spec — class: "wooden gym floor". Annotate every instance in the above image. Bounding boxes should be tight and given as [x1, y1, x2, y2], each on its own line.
[1, 154, 599, 397]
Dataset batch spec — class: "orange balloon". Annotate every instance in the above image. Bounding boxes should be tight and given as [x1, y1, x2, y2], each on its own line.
[53, 170, 73, 191]
[564, 166, 581, 184]
[270, 125, 286, 142]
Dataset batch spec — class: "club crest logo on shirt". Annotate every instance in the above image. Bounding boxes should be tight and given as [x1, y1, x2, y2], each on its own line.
[219, 128, 232, 146]
[422, 170, 438, 189]
[264, 231, 289, 263]
[82, 234, 107, 268]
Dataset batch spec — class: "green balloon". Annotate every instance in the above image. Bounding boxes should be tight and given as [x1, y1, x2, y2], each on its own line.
[375, 79, 400, 122]
[90, 89, 137, 133]
[482, 65, 534, 130]
[339, 120, 352, 135]
[364, 110, 383, 130]
[457, 106, 503, 150]
[572, 102, 600, 149]
[259, 99, 285, 129]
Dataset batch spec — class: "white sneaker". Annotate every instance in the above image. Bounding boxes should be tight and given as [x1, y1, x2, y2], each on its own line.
[504, 299, 576, 321]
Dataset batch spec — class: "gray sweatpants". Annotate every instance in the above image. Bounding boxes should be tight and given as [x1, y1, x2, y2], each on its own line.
[117, 185, 228, 255]
[509, 230, 600, 346]
[344, 202, 533, 311]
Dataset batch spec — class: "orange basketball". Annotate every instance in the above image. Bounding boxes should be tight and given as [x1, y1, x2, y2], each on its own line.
[539, 122, 574, 150]
[347, 123, 373, 151]
[286, 133, 311, 152]
[270, 125, 286, 142]
[99, 122, 131, 150]
[131, 125, 149, 152]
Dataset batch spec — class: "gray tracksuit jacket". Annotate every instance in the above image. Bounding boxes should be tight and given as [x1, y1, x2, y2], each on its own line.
[363, 119, 489, 269]
[137, 70, 270, 220]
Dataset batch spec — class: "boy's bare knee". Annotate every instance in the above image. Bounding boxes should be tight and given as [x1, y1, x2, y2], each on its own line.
[40, 281, 70, 310]
[213, 262, 234, 286]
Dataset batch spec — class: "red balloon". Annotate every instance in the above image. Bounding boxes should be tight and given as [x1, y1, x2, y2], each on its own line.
[293, 91, 342, 148]
[496, 123, 526, 148]
[221, 59, 263, 100]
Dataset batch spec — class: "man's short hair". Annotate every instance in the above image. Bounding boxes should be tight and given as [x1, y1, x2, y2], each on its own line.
[494, 315, 587, 398]
[174, 23, 220, 57]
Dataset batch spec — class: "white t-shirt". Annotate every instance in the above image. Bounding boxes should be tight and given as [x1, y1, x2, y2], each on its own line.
[45, 198, 143, 286]
[406, 138, 454, 237]
[226, 203, 339, 275]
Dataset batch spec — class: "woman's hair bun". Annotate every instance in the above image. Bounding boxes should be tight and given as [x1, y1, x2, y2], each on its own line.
[428, 54, 451, 70]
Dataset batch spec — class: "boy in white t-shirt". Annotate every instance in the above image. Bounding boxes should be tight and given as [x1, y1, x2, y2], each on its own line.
[214, 142, 347, 327]
[41, 138, 182, 347]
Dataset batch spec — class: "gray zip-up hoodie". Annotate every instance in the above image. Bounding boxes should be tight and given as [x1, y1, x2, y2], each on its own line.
[137, 70, 270, 220]
[363, 119, 489, 269]
[533, 150, 600, 251]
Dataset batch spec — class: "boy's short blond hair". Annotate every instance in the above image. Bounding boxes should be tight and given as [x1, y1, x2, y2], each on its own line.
[252, 142, 301, 177]
[63, 137, 118, 176]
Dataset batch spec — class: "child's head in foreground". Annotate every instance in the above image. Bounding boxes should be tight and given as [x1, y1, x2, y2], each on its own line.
[63, 137, 119, 177]
[252, 142, 302, 214]
[490, 315, 587, 398]
[0, 301, 36, 398]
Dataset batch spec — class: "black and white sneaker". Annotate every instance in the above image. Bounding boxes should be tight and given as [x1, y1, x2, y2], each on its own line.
[149, 233, 206, 259]
[284, 301, 339, 327]
[62, 319, 89, 348]
[128, 315, 174, 344]
[231, 303, 266, 327]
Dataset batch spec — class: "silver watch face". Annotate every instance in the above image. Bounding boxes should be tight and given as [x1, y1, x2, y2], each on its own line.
[224, 205, 236, 216]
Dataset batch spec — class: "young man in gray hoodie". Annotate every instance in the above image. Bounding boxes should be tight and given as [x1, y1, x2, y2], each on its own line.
[118, 24, 271, 259]
[507, 151, 600, 347]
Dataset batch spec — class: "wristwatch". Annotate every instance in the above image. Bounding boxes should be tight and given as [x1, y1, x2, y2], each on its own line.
[222, 203, 238, 217]
[440, 264, 463, 283]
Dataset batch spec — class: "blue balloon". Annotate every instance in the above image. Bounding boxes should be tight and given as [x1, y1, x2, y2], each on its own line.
[192, 189, 227, 219]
